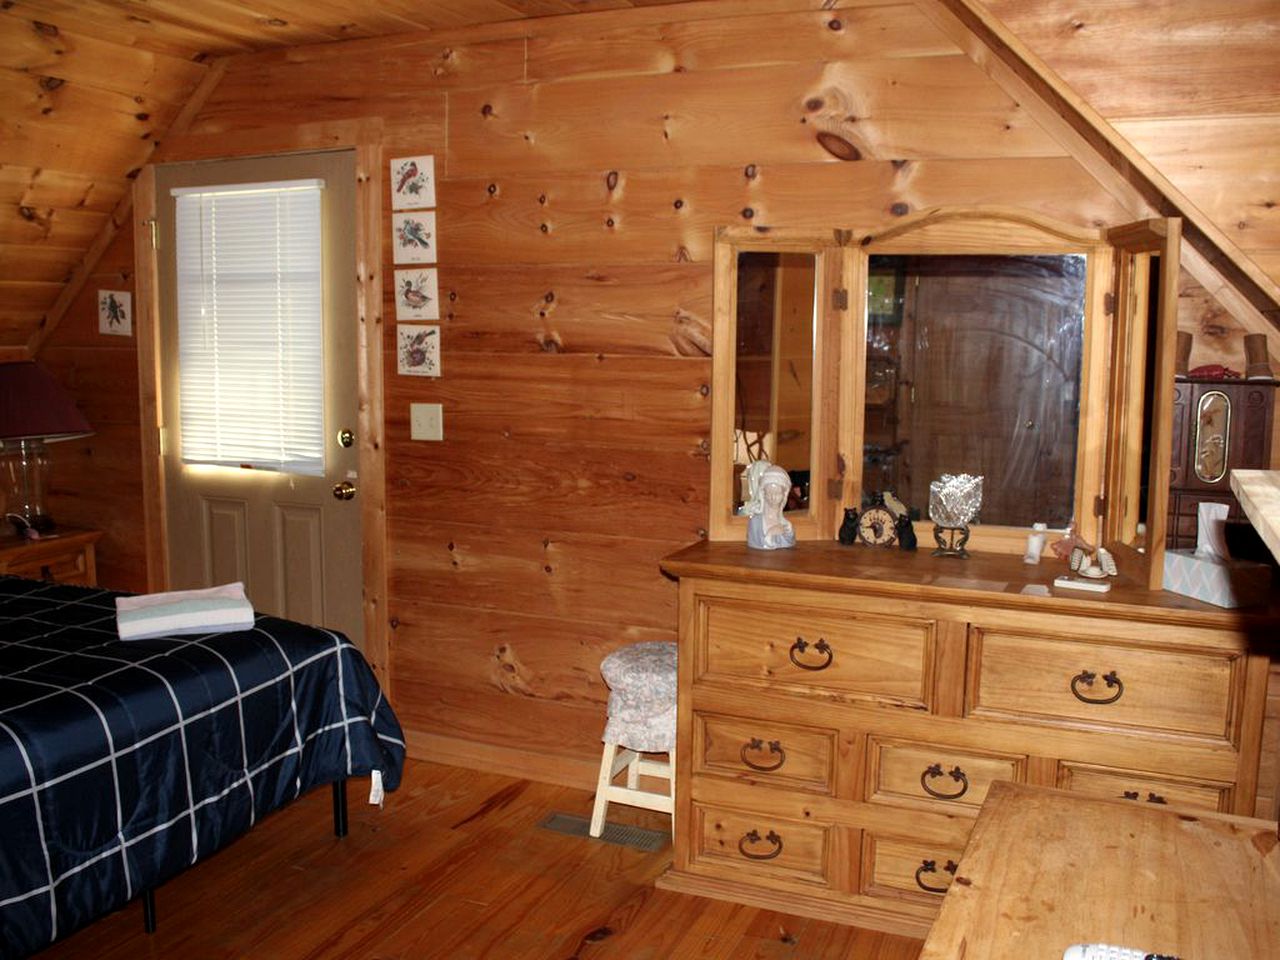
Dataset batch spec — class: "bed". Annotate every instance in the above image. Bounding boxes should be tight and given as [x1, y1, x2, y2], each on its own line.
[0, 575, 405, 959]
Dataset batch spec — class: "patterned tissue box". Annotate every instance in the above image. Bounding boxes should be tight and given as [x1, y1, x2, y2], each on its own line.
[1162, 548, 1272, 608]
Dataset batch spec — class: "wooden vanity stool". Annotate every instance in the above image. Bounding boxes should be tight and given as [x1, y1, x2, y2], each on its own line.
[589, 641, 677, 838]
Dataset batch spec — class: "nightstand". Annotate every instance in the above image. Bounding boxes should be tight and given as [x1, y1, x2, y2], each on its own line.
[0, 528, 101, 586]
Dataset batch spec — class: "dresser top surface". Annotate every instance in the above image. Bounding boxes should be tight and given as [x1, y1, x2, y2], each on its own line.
[662, 540, 1278, 629]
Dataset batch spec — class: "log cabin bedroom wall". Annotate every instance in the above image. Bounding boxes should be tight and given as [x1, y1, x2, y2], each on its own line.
[6, 0, 1280, 808]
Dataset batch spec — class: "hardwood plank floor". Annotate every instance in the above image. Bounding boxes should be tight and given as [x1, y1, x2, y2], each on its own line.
[34, 758, 924, 959]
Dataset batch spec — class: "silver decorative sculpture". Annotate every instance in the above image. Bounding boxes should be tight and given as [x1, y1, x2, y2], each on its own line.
[929, 474, 983, 558]
[740, 460, 796, 551]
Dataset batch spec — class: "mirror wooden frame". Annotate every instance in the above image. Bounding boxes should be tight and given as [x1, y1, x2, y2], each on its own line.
[708, 226, 852, 541]
[710, 208, 1182, 571]
[848, 207, 1114, 554]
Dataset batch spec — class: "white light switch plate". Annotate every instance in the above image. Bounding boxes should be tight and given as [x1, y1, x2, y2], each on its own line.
[410, 402, 443, 441]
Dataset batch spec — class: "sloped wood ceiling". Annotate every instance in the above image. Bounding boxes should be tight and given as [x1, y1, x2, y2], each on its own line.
[1, 0, 1278, 355]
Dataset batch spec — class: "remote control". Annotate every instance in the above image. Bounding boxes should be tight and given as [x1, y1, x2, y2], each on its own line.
[1062, 946, 1180, 960]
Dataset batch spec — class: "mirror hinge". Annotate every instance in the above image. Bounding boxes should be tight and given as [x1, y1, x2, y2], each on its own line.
[1103, 292, 1115, 315]
[833, 288, 849, 311]
[1093, 495, 1106, 517]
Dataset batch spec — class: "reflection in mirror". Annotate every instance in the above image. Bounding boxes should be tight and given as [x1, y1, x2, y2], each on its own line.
[733, 251, 816, 514]
[863, 254, 1086, 528]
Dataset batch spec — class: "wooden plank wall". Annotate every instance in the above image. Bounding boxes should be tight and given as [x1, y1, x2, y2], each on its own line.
[40, 0, 1271, 783]
[39, 224, 148, 592]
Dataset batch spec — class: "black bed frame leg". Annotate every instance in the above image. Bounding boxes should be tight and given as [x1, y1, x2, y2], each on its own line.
[142, 888, 156, 934]
[332, 778, 348, 838]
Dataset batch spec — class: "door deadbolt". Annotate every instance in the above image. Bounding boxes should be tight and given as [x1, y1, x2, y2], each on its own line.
[332, 481, 357, 501]
[337, 429, 355, 448]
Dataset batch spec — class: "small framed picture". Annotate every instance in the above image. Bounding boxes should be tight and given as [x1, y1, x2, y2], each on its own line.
[390, 154, 436, 210]
[98, 290, 132, 336]
[393, 268, 440, 321]
[397, 324, 440, 377]
[392, 210, 437, 264]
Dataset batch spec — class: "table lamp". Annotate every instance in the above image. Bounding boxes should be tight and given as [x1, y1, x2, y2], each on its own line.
[0, 361, 93, 536]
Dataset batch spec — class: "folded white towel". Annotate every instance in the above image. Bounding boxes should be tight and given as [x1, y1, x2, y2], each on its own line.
[116, 582, 255, 641]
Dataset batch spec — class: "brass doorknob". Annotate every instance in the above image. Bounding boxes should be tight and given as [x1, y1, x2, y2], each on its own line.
[332, 481, 357, 501]
[337, 429, 355, 448]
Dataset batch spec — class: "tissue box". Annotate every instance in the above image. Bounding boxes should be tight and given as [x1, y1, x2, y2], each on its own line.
[1162, 549, 1273, 608]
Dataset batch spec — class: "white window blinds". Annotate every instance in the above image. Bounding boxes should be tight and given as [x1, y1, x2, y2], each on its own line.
[173, 179, 325, 476]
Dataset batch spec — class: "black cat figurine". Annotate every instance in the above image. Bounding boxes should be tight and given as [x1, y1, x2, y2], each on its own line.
[895, 512, 917, 551]
[837, 507, 859, 545]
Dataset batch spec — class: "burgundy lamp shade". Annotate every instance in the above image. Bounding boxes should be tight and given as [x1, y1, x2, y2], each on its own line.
[0, 362, 93, 534]
[0, 361, 93, 442]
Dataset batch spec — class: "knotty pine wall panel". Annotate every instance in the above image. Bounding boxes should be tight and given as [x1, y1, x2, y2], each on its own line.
[524, 5, 957, 81]
[448, 57, 1062, 176]
[154, 3, 1154, 782]
[433, 263, 712, 357]
[437, 158, 1129, 267]
[37, 224, 148, 592]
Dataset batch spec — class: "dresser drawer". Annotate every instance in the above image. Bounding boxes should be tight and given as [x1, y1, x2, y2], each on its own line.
[860, 834, 966, 905]
[694, 712, 837, 794]
[968, 630, 1238, 742]
[700, 597, 933, 708]
[866, 737, 1025, 814]
[1057, 761, 1232, 812]
[691, 803, 832, 888]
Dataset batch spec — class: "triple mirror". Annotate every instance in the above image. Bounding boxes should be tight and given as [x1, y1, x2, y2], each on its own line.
[710, 210, 1179, 587]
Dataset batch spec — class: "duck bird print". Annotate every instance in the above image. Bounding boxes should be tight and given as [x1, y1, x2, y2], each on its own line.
[401, 278, 431, 308]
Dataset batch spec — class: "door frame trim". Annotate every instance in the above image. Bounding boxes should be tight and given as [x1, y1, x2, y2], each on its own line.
[132, 126, 391, 691]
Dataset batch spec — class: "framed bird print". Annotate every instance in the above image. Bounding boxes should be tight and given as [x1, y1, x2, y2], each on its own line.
[394, 268, 440, 320]
[390, 154, 435, 209]
[392, 210, 437, 264]
[397, 324, 440, 377]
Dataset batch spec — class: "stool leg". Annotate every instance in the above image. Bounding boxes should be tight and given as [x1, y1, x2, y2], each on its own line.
[589, 742, 617, 838]
[626, 752, 640, 790]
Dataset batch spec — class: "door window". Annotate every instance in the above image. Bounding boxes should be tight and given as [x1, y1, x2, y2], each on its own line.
[172, 179, 325, 475]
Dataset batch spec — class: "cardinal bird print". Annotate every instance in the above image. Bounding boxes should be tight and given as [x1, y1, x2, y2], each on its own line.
[397, 324, 440, 377]
[390, 154, 436, 209]
[394, 268, 440, 320]
[392, 211, 437, 264]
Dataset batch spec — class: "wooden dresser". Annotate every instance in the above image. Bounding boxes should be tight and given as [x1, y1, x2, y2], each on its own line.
[656, 541, 1278, 938]
[0, 528, 101, 586]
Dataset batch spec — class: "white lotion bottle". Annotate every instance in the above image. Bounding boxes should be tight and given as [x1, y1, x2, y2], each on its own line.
[1024, 522, 1047, 564]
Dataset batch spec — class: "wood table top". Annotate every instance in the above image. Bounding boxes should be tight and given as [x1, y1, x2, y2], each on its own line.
[919, 781, 1280, 960]
[1232, 469, 1280, 565]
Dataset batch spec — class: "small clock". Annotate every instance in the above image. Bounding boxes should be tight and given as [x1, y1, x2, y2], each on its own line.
[856, 493, 898, 547]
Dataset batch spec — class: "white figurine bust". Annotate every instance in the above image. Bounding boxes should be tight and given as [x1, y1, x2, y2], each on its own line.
[741, 461, 796, 550]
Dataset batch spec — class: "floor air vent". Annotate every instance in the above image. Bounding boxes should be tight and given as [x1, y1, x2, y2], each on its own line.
[538, 812, 669, 852]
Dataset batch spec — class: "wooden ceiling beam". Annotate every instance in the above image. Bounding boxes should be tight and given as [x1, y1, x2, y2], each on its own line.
[26, 58, 228, 359]
[919, 0, 1280, 330]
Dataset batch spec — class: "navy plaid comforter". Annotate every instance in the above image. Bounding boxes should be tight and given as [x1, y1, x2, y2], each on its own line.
[0, 576, 405, 958]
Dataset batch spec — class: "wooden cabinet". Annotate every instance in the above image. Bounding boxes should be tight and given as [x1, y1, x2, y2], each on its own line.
[0, 528, 101, 586]
[657, 541, 1277, 939]
[1167, 379, 1275, 550]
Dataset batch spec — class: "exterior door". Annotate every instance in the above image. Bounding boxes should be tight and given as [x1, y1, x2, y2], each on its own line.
[154, 151, 362, 643]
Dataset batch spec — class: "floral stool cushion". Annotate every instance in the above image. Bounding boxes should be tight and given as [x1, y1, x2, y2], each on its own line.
[600, 641, 677, 753]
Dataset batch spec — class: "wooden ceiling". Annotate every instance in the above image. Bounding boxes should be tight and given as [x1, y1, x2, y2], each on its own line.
[2, 0, 1278, 357]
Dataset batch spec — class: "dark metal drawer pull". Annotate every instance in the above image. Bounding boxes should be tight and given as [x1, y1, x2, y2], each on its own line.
[738, 829, 784, 861]
[740, 738, 786, 772]
[914, 858, 958, 894]
[788, 636, 833, 671]
[1122, 789, 1168, 804]
[1070, 669, 1124, 705]
[920, 763, 970, 800]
